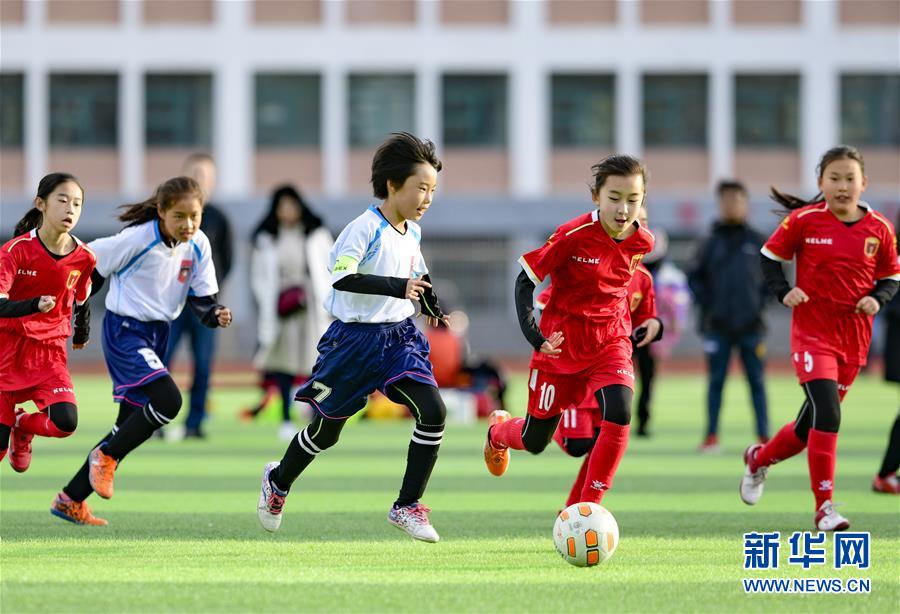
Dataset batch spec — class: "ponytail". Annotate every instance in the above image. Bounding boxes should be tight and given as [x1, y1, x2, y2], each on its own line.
[14, 209, 43, 236]
[14, 172, 84, 237]
[119, 176, 204, 228]
[770, 145, 866, 213]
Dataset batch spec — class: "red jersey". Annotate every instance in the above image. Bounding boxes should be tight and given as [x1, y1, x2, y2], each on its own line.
[763, 202, 900, 364]
[520, 210, 654, 374]
[0, 230, 96, 342]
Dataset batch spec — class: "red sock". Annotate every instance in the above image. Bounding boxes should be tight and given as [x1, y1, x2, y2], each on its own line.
[17, 410, 70, 438]
[807, 428, 838, 510]
[490, 417, 526, 450]
[753, 421, 806, 471]
[566, 457, 590, 507]
[579, 421, 630, 504]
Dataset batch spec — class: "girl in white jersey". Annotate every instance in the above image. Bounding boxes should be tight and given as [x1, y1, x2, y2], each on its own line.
[51, 176, 232, 526]
[257, 132, 451, 543]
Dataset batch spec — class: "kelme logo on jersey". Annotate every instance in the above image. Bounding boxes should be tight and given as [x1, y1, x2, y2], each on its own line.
[178, 259, 192, 283]
[864, 237, 879, 258]
[572, 256, 600, 265]
[66, 270, 81, 289]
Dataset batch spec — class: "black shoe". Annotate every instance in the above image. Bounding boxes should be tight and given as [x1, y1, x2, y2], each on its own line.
[184, 427, 206, 440]
[636, 428, 650, 438]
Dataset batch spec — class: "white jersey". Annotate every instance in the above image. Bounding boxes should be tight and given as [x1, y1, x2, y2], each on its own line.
[325, 205, 428, 323]
[89, 221, 219, 322]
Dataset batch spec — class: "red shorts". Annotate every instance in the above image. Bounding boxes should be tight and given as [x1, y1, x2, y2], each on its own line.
[0, 332, 75, 427]
[557, 406, 603, 439]
[526, 350, 635, 419]
[791, 350, 860, 400]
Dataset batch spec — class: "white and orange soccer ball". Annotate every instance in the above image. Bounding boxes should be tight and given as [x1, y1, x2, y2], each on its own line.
[553, 502, 619, 567]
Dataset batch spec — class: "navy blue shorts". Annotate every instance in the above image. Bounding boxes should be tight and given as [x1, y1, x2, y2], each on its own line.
[295, 318, 437, 419]
[102, 311, 171, 407]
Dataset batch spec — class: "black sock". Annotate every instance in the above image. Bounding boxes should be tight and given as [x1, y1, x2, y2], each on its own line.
[271, 428, 319, 492]
[878, 413, 900, 478]
[103, 403, 168, 459]
[394, 423, 443, 508]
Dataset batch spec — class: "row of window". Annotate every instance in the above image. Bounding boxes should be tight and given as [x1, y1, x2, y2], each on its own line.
[1, 72, 897, 149]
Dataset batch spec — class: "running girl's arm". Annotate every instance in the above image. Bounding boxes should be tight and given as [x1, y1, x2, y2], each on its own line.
[515, 269, 547, 351]
[187, 294, 229, 328]
[870, 278, 899, 307]
[332, 271, 408, 297]
[72, 301, 90, 347]
[759, 252, 792, 303]
[417, 273, 446, 320]
[0, 296, 41, 317]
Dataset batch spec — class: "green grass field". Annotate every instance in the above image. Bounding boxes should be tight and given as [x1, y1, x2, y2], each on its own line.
[1, 372, 898, 612]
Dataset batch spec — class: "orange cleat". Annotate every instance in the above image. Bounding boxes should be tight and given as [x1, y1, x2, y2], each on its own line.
[9, 408, 34, 473]
[88, 446, 118, 499]
[50, 492, 108, 526]
[872, 473, 900, 494]
[484, 410, 512, 477]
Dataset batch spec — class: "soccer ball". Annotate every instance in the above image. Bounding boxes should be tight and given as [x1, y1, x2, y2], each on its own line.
[553, 502, 619, 567]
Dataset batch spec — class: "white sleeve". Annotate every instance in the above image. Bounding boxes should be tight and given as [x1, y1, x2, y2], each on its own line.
[413, 247, 429, 277]
[87, 224, 150, 278]
[329, 217, 372, 283]
[188, 232, 220, 297]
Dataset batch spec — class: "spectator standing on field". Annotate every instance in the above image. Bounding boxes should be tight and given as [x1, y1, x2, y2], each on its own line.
[688, 180, 770, 453]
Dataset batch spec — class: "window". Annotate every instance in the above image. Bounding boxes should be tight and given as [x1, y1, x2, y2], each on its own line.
[841, 74, 900, 145]
[735, 75, 799, 146]
[442, 75, 507, 146]
[255, 74, 320, 147]
[348, 74, 415, 146]
[50, 74, 118, 146]
[643, 74, 707, 146]
[551, 74, 615, 147]
[145, 74, 212, 146]
[421, 236, 509, 310]
[0, 73, 24, 147]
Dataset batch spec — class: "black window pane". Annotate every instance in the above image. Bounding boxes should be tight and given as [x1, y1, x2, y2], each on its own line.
[0, 73, 24, 147]
[841, 74, 900, 146]
[735, 75, 799, 147]
[255, 74, 320, 147]
[50, 74, 118, 147]
[145, 74, 212, 147]
[349, 74, 415, 147]
[442, 75, 507, 147]
[643, 74, 707, 146]
[551, 74, 615, 147]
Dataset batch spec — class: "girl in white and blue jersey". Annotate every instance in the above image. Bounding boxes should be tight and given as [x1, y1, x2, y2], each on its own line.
[258, 132, 450, 543]
[52, 176, 232, 525]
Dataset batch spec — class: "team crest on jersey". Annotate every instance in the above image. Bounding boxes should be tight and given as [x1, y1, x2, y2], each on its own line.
[629, 292, 643, 311]
[864, 237, 880, 258]
[629, 254, 643, 273]
[66, 270, 81, 289]
[178, 259, 192, 283]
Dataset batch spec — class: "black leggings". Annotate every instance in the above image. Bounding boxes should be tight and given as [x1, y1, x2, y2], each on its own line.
[793, 379, 841, 442]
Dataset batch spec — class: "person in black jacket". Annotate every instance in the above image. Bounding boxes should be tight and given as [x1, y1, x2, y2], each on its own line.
[873, 210, 900, 494]
[688, 180, 769, 453]
[163, 153, 233, 439]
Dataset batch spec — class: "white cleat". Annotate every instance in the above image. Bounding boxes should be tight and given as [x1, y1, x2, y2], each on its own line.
[278, 421, 297, 442]
[815, 500, 850, 532]
[740, 444, 768, 505]
[388, 503, 440, 543]
[257, 461, 287, 532]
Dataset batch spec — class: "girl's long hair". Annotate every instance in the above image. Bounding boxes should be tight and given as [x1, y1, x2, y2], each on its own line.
[14, 172, 84, 236]
[119, 176, 204, 227]
[770, 145, 865, 211]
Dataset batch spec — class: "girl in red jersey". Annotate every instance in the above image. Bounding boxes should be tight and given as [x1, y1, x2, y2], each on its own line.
[483, 155, 654, 508]
[741, 146, 900, 530]
[0, 173, 96, 473]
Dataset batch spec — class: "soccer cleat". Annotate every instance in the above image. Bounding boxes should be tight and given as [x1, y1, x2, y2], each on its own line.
[9, 408, 34, 473]
[88, 446, 118, 499]
[872, 473, 900, 495]
[815, 500, 850, 531]
[50, 492, 108, 526]
[388, 502, 439, 543]
[483, 410, 512, 477]
[698, 434, 721, 454]
[740, 443, 768, 505]
[278, 421, 297, 442]
[257, 461, 287, 532]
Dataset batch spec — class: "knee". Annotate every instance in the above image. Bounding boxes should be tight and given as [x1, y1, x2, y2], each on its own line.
[47, 403, 78, 436]
[522, 430, 553, 455]
[146, 377, 183, 421]
[305, 421, 342, 451]
[597, 385, 632, 426]
[419, 393, 446, 427]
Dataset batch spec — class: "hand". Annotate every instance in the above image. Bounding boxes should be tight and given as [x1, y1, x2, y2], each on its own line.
[855, 296, 880, 316]
[782, 287, 809, 308]
[405, 278, 432, 300]
[634, 318, 661, 348]
[38, 295, 56, 312]
[216, 307, 233, 327]
[539, 331, 565, 356]
[424, 314, 451, 328]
